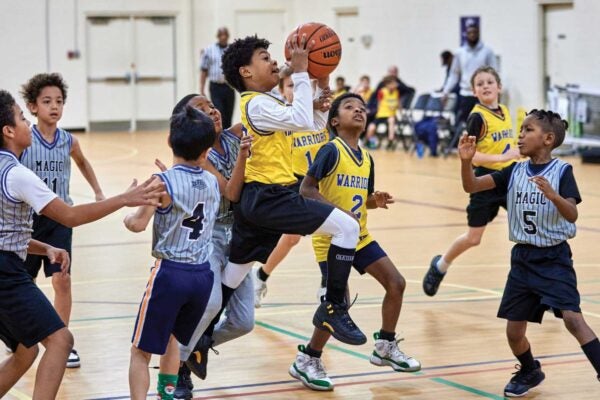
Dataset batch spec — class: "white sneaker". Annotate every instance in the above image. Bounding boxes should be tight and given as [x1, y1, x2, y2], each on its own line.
[288, 345, 333, 391]
[316, 286, 327, 303]
[369, 332, 421, 372]
[67, 349, 81, 368]
[252, 266, 267, 308]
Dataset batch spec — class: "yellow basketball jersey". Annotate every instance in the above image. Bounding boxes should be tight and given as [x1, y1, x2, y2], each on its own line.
[471, 104, 517, 171]
[292, 129, 330, 177]
[375, 87, 399, 119]
[240, 91, 296, 185]
[311, 137, 373, 262]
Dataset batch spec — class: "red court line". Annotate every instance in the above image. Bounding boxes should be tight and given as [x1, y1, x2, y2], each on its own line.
[194, 357, 587, 399]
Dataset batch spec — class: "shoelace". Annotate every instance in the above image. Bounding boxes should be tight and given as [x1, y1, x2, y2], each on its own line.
[510, 364, 537, 382]
[386, 337, 411, 360]
[334, 304, 359, 328]
[307, 357, 328, 379]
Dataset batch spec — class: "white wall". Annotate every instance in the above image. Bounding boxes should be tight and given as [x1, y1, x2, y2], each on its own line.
[1, 0, 598, 129]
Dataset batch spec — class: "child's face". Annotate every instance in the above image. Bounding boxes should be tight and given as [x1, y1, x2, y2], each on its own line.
[518, 115, 554, 157]
[336, 79, 345, 90]
[244, 48, 279, 90]
[385, 80, 398, 90]
[29, 86, 64, 124]
[280, 76, 294, 103]
[332, 97, 367, 134]
[472, 72, 500, 105]
[360, 78, 370, 88]
[4, 104, 32, 149]
[188, 96, 223, 132]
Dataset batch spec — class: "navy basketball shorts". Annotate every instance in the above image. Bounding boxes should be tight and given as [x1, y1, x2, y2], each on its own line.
[497, 241, 581, 323]
[318, 240, 387, 277]
[25, 214, 73, 278]
[229, 182, 333, 264]
[0, 251, 65, 351]
[132, 259, 214, 355]
[467, 167, 507, 228]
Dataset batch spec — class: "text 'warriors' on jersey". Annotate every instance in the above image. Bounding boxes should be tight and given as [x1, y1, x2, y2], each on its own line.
[152, 165, 220, 264]
[292, 128, 329, 177]
[471, 104, 516, 171]
[507, 159, 576, 247]
[240, 91, 296, 185]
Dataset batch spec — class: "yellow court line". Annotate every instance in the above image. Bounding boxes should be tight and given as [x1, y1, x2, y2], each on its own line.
[7, 388, 32, 400]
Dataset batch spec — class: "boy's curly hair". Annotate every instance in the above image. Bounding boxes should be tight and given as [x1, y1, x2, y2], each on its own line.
[221, 36, 271, 93]
[527, 109, 569, 149]
[20, 73, 68, 110]
[0, 90, 17, 147]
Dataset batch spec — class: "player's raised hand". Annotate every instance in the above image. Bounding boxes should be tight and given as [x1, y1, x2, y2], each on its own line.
[46, 246, 70, 276]
[122, 177, 166, 207]
[373, 191, 394, 209]
[458, 133, 477, 161]
[238, 134, 253, 159]
[287, 33, 315, 74]
[154, 158, 168, 172]
[313, 87, 333, 112]
[529, 176, 558, 201]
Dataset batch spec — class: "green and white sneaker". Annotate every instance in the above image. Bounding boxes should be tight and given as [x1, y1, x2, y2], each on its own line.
[369, 332, 421, 372]
[289, 345, 334, 391]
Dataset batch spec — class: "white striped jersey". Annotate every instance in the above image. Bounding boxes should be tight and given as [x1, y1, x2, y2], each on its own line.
[207, 129, 240, 225]
[152, 165, 220, 264]
[20, 125, 73, 205]
[0, 151, 34, 260]
[507, 159, 576, 247]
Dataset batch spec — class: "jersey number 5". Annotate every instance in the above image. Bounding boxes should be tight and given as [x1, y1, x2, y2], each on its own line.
[522, 210, 537, 235]
[182, 202, 205, 240]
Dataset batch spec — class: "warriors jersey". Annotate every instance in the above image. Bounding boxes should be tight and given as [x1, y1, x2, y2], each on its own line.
[311, 137, 374, 262]
[507, 159, 576, 247]
[152, 165, 220, 264]
[375, 87, 399, 119]
[471, 104, 516, 171]
[240, 91, 295, 185]
[207, 129, 240, 225]
[20, 125, 73, 204]
[292, 128, 330, 177]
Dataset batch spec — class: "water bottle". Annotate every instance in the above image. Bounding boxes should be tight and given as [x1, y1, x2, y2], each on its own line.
[416, 142, 425, 158]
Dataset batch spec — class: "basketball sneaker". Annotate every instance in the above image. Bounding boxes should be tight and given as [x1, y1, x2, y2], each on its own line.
[369, 332, 421, 372]
[422, 255, 445, 296]
[312, 300, 366, 345]
[504, 360, 545, 397]
[185, 334, 217, 380]
[252, 266, 267, 308]
[66, 349, 81, 368]
[173, 364, 193, 400]
[288, 345, 333, 391]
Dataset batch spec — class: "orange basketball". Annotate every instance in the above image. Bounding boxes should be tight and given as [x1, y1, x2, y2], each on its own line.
[284, 22, 342, 79]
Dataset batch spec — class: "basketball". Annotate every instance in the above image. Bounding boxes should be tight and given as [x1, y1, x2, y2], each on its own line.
[284, 22, 341, 78]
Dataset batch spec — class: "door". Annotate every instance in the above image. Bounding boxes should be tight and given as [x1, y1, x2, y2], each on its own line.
[335, 11, 360, 87]
[544, 4, 575, 90]
[87, 16, 176, 131]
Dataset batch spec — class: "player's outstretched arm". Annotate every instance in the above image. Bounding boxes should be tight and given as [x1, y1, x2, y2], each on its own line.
[224, 134, 252, 202]
[27, 239, 70, 275]
[70, 135, 106, 201]
[459, 133, 496, 193]
[41, 177, 165, 228]
[366, 191, 394, 209]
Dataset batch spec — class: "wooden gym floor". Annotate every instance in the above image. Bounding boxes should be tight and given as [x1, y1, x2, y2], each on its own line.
[3, 130, 600, 399]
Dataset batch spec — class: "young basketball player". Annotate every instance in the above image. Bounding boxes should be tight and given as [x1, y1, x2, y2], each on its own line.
[252, 65, 332, 308]
[211, 34, 365, 347]
[288, 93, 421, 391]
[423, 66, 521, 296]
[458, 109, 600, 397]
[124, 106, 220, 400]
[157, 94, 253, 400]
[0, 89, 163, 400]
[20, 73, 105, 367]
[365, 76, 400, 150]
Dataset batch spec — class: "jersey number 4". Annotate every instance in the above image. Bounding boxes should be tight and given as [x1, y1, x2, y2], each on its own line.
[182, 202, 205, 240]
[522, 210, 537, 235]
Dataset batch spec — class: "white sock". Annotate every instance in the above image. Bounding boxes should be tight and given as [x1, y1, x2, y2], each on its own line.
[436, 257, 450, 274]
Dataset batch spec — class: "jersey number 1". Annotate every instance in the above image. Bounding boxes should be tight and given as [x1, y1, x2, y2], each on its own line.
[182, 202, 205, 240]
[43, 177, 58, 193]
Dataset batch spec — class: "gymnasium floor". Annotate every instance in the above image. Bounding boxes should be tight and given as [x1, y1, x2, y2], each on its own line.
[3, 131, 600, 399]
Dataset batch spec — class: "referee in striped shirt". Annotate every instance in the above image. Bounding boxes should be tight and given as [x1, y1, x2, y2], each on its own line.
[200, 27, 235, 128]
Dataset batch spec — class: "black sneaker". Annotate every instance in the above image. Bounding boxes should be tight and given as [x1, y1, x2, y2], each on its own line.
[312, 301, 366, 345]
[173, 364, 193, 400]
[185, 334, 217, 380]
[422, 255, 445, 296]
[504, 360, 545, 397]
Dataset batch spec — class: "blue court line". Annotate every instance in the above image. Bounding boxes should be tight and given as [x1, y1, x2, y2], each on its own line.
[86, 350, 585, 400]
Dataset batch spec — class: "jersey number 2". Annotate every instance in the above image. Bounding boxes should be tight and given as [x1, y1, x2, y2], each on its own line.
[522, 210, 537, 235]
[350, 194, 363, 219]
[182, 202, 205, 240]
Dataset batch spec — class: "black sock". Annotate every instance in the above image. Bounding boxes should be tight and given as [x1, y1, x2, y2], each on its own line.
[303, 345, 322, 358]
[325, 244, 354, 304]
[318, 262, 328, 287]
[379, 329, 396, 342]
[257, 266, 270, 282]
[582, 338, 600, 376]
[516, 347, 536, 371]
[204, 284, 235, 337]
